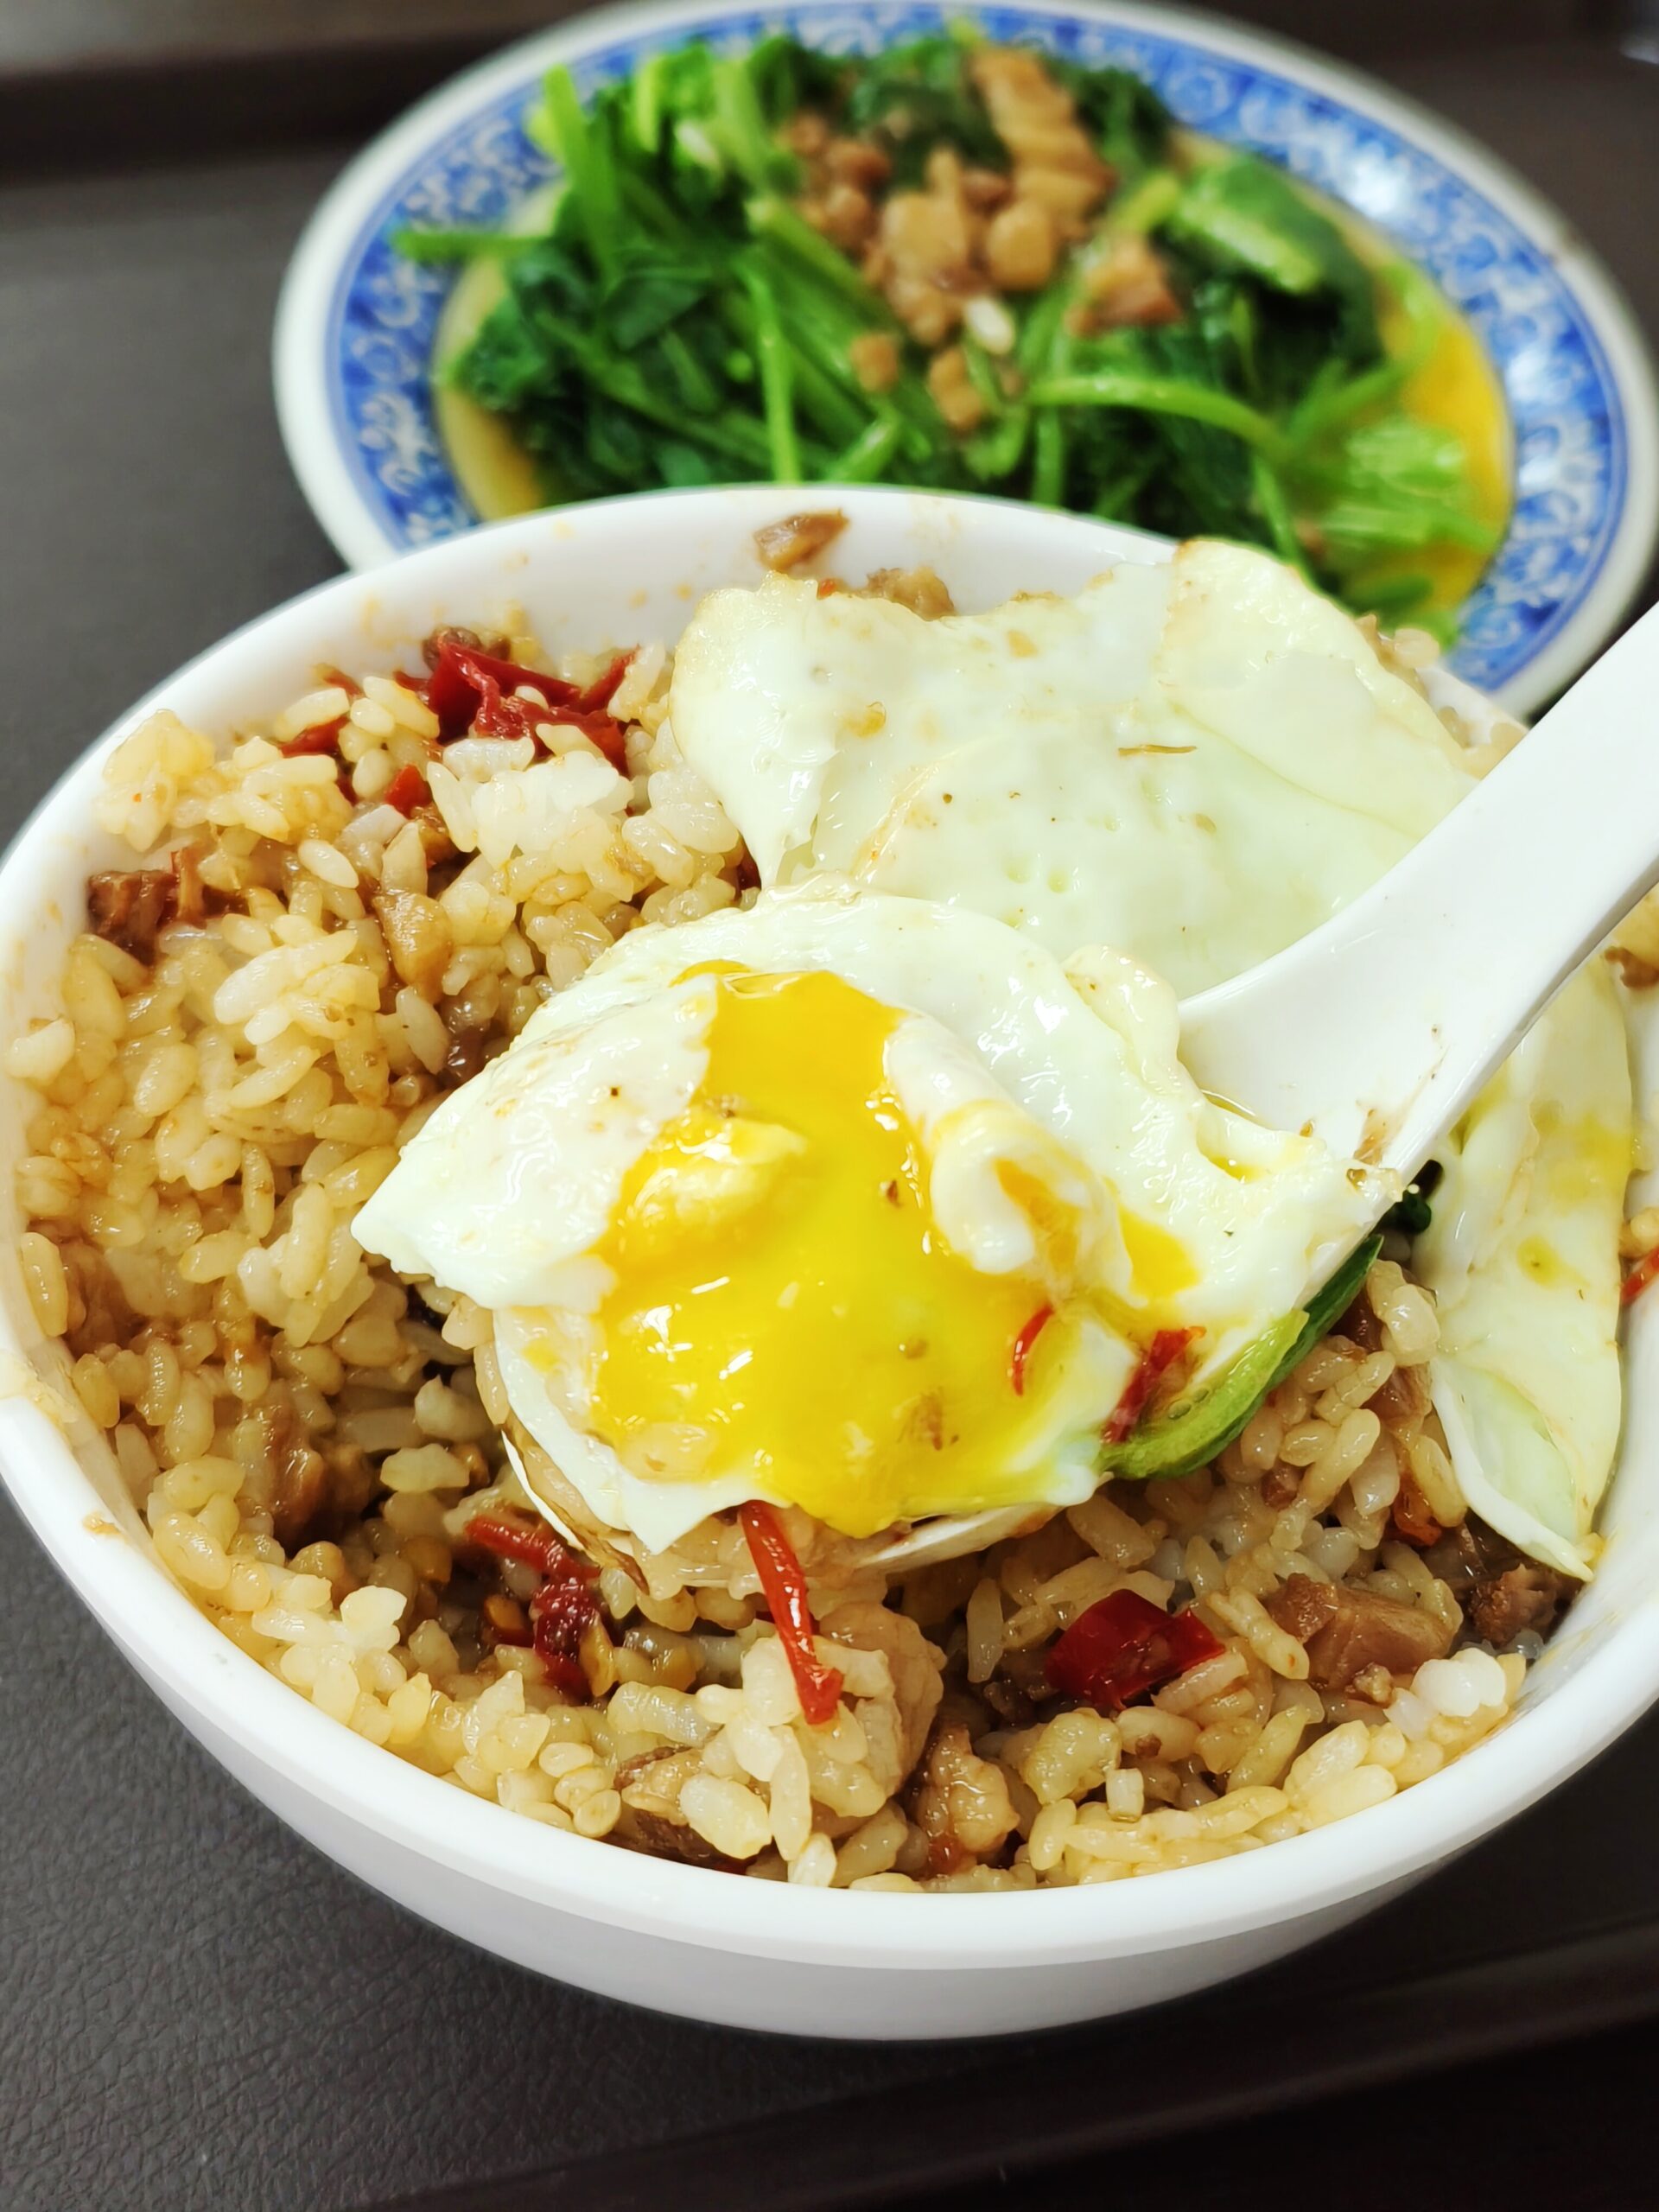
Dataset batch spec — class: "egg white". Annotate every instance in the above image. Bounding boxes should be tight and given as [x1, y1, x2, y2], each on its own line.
[353, 983, 709, 1312]
[1415, 964, 1631, 1577]
[667, 539, 1470, 999]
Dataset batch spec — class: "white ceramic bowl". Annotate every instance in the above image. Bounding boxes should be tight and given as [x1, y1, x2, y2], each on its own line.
[4, 486, 1657, 2041]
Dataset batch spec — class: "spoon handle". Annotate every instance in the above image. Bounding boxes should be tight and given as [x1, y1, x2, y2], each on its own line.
[1177, 601, 1659, 1176]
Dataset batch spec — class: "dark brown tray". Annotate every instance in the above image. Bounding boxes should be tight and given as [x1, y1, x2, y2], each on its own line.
[368, 1896, 1659, 2210]
[4, 14, 1658, 2210]
[0, 0, 1624, 172]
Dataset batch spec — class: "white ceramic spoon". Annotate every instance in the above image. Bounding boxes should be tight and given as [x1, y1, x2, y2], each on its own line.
[1177, 603, 1659, 1178]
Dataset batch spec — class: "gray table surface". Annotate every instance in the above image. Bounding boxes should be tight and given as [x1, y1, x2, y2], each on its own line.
[5, 37, 1659, 2212]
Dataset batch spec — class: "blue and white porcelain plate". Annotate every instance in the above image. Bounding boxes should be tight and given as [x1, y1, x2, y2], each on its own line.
[275, 0, 1659, 710]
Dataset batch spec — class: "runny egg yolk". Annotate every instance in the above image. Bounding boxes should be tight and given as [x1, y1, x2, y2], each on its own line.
[586, 967, 1090, 1538]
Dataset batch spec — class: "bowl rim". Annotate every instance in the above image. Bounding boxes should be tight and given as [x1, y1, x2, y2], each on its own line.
[8, 482, 1659, 1973]
[272, 0, 1659, 718]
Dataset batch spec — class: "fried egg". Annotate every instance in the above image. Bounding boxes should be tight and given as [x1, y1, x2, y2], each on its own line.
[667, 538, 1470, 998]
[355, 887, 1385, 1555]
[1415, 965, 1631, 1578]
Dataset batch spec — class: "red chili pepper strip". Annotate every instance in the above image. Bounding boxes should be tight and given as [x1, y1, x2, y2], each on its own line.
[1622, 1248, 1659, 1306]
[425, 642, 545, 735]
[1103, 1326, 1198, 1445]
[531, 1580, 598, 1700]
[465, 1512, 586, 1575]
[582, 650, 635, 713]
[425, 641, 631, 767]
[739, 1500, 844, 1727]
[466, 1512, 599, 1697]
[383, 763, 430, 816]
[279, 716, 346, 760]
[1047, 1588, 1224, 1710]
[1009, 1305, 1053, 1396]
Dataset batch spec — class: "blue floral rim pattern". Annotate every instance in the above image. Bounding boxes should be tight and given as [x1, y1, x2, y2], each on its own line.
[327, 2, 1629, 697]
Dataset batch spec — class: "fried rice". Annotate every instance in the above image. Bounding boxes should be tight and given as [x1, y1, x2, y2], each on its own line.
[6, 582, 1570, 1891]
